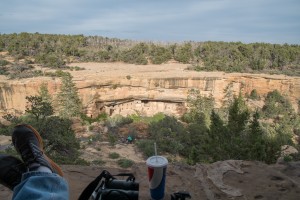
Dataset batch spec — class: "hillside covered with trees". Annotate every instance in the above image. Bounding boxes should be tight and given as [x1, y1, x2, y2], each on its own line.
[0, 33, 299, 79]
[0, 33, 299, 166]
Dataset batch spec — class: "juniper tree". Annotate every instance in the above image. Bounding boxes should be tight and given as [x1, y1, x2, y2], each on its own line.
[25, 96, 53, 122]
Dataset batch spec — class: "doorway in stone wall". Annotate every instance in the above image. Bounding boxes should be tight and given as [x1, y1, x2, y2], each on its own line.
[109, 108, 114, 116]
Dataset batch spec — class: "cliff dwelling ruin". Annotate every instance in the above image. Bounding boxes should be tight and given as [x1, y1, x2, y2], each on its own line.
[86, 99, 187, 118]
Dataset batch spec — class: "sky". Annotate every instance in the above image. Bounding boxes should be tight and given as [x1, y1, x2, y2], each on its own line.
[1, 0, 300, 44]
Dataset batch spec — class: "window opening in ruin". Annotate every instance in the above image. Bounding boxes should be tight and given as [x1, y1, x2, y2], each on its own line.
[141, 100, 149, 104]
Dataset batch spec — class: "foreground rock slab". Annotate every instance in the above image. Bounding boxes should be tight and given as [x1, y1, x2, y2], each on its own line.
[0, 160, 299, 199]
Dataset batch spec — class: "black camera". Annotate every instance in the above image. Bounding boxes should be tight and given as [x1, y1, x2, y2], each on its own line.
[93, 189, 138, 200]
[90, 170, 139, 200]
[171, 191, 191, 200]
[105, 179, 139, 191]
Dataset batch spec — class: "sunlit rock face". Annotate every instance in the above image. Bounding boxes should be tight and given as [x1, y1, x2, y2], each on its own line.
[0, 73, 299, 117]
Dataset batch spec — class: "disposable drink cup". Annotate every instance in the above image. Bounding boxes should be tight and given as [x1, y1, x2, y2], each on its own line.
[146, 156, 168, 200]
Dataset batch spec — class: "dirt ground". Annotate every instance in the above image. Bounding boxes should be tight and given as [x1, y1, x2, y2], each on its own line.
[1, 131, 299, 199]
[80, 142, 145, 168]
[0, 135, 11, 146]
[2, 133, 299, 199]
[0, 135, 11, 151]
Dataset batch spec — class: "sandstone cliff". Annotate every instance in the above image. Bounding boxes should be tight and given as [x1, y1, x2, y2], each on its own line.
[0, 63, 299, 117]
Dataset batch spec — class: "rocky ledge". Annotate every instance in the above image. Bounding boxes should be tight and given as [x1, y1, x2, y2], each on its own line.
[1, 160, 299, 200]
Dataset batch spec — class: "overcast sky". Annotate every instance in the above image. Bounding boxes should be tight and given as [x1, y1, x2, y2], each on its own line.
[1, 0, 299, 44]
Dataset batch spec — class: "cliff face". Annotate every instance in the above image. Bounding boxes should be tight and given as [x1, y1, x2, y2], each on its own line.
[1, 70, 299, 117]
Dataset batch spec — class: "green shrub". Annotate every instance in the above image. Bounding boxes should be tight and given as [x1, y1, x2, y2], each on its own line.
[136, 139, 155, 157]
[119, 116, 134, 126]
[109, 152, 120, 159]
[80, 113, 107, 124]
[249, 89, 260, 100]
[108, 134, 117, 146]
[45, 70, 70, 78]
[283, 155, 293, 162]
[54, 157, 85, 165]
[8, 71, 42, 79]
[35, 53, 66, 68]
[69, 66, 85, 71]
[0, 60, 10, 66]
[117, 159, 134, 168]
[262, 90, 294, 118]
[149, 115, 185, 155]
[0, 124, 11, 136]
[106, 115, 133, 128]
[88, 125, 94, 131]
[149, 45, 172, 64]
[91, 159, 106, 166]
[36, 116, 81, 164]
[0, 67, 9, 75]
[74, 158, 90, 166]
[120, 43, 148, 65]
[55, 70, 70, 77]
[129, 113, 165, 124]
[25, 59, 34, 64]
[174, 43, 193, 64]
[66, 66, 85, 71]
[149, 113, 166, 123]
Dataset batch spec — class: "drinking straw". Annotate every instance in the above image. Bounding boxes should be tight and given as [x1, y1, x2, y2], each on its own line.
[154, 142, 158, 162]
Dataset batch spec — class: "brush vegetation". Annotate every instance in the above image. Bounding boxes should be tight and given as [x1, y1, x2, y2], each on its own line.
[0, 33, 299, 79]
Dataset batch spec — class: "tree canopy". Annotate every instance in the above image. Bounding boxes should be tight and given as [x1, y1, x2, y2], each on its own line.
[0, 33, 299, 77]
[139, 89, 299, 165]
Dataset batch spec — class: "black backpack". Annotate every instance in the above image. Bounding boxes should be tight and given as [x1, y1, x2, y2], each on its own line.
[78, 170, 139, 200]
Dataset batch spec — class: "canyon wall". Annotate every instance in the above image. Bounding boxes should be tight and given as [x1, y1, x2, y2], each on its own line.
[0, 72, 299, 117]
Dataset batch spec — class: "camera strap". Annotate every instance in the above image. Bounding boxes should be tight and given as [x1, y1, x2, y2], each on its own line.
[78, 170, 107, 200]
[78, 170, 136, 200]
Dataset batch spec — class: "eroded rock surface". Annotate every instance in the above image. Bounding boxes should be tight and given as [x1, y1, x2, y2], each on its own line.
[1, 63, 299, 117]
